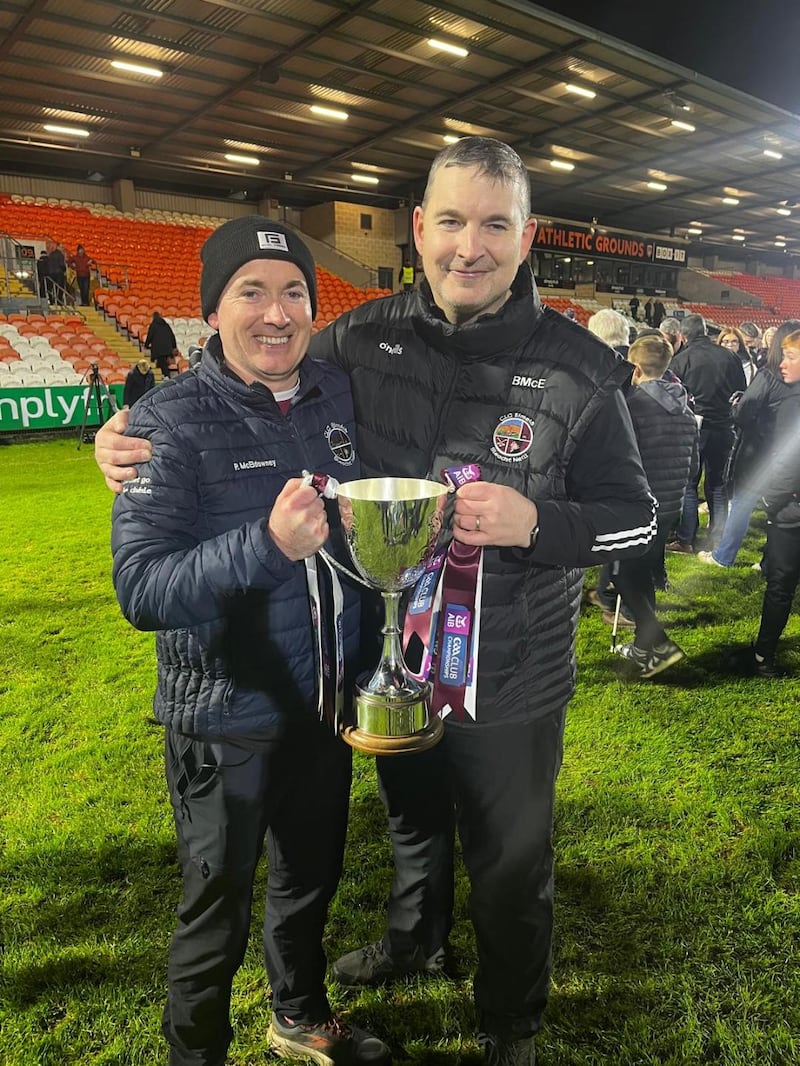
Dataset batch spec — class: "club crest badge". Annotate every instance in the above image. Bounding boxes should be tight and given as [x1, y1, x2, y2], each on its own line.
[491, 412, 534, 463]
[325, 423, 355, 465]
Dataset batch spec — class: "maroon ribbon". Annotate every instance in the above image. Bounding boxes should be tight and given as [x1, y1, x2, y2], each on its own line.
[402, 463, 483, 723]
[428, 538, 482, 722]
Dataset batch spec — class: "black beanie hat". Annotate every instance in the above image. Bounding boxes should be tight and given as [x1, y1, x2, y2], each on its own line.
[200, 216, 317, 321]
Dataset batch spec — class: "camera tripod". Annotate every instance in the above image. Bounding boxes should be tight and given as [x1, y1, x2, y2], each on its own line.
[77, 363, 118, 448]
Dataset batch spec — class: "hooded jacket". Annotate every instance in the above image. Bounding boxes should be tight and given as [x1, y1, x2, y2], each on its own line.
[310, 266, 655, 724]
[627, 378, 699, 527]
[111, 336, 361, 741]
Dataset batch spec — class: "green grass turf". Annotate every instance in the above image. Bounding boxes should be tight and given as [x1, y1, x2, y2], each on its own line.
[0, 438, 798, 1065]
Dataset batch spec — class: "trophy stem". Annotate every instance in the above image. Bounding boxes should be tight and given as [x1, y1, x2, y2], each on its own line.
[379, 590, 406, 679]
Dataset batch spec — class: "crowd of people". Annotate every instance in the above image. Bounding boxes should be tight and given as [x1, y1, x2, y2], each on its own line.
[36, 238, 97, 305]
[85, 136, 796, 1066]
[585, 304, 800, 680]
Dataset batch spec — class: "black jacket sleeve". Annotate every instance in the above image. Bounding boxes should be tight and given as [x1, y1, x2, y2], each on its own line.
[531, 389, 656, 567]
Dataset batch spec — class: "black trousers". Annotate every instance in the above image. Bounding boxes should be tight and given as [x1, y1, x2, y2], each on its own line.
[162, 725, 351, 1066]
[677, 423, 734, 545]
[611, 525, 672, 650]
[376, 709, 565, 1040]
[755, 522, 800, 660]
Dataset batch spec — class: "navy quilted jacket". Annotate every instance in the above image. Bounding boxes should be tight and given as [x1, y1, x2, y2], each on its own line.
[111, 337, 361, 740]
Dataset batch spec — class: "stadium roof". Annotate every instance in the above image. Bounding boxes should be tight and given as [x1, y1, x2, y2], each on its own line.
[2, 0, 800, 259]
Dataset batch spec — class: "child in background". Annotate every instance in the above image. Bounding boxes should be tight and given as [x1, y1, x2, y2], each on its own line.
[612, 334, 699, 677]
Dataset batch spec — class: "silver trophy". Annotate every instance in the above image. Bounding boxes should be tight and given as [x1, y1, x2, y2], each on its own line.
[321, 476, 446, 755]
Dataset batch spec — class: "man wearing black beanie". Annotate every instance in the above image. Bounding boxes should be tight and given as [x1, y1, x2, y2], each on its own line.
[110, 217, 390, 1066]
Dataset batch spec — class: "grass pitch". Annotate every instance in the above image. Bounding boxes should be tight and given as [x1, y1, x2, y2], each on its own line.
[0, 438, 798, 1065]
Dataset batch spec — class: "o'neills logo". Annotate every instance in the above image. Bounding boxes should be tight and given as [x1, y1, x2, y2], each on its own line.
[325, 422, 355, 465]
[491, 412, 534, 463]
[257, 231, 289, 252]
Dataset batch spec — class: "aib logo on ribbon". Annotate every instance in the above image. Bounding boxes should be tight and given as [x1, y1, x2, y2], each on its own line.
[446, 609, 469, 631]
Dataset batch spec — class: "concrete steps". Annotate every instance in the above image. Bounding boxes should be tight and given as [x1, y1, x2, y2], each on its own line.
[78, 307, 144, 368]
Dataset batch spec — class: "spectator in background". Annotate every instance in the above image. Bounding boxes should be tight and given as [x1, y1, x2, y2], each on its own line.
[652, 299, 667, 328]
[629, 294, 640, 321]
[738, 321, 763, 366]
[612, 334, 698, 677]
[186, 344, 203, 369]
[717, 326, 756, 385]
[698, 319, 799, 569]
[587, 307, 630, 357]
[45, 238, 66, 303]
[750, 329, 800, 676]
[68, 244, 96, 306]
[36, 250, 49, 300]
[644, 297, 654, 326]
[658, 316, 683, 356]
[144, 311, 178, 379]
[399, 260, 416, 292]
[668, 314, 747, 552]
[122, 358, 156, 409]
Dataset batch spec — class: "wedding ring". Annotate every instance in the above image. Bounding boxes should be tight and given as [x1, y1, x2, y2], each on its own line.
[475, 515, 481, 532]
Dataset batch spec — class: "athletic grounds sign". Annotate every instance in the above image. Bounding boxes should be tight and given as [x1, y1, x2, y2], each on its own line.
[0, 385, 124, 431]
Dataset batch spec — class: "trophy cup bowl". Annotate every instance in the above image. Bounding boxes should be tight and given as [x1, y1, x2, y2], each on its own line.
[328, 476, 446, 755]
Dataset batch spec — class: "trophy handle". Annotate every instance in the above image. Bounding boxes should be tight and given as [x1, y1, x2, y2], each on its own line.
[318, 546, 373, 590]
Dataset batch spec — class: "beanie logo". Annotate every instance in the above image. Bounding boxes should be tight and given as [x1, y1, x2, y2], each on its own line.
[257, 231, 290, 252]
[325, 423, 355, 466]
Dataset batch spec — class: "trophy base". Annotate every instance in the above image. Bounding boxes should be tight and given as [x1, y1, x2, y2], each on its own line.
[341, 716, 444, 756]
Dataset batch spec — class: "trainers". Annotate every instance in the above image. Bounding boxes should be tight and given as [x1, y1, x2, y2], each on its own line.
[601, 609, 635, 628]
[270, 1014, 391, 1065]
[478, 1032, 536, 1065]
[332, 939, 445, 987]
[617, 639, 685, 678]
[666, 540, 693, 554]
[697, 550, 725, 567]
[751, 561, 765, 573]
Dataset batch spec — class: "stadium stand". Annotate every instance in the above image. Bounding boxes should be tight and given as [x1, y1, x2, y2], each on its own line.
[0, 199, 393, 358]
[5, 196, 800, 392]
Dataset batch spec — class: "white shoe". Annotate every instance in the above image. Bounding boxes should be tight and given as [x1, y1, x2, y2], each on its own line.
[697, 550, 724, 567]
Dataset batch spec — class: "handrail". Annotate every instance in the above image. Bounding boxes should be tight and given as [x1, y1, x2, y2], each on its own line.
[278, 219, 382, 288]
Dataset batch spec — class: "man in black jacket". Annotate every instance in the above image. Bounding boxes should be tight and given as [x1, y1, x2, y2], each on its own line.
[110, 218, 389, 1066]
[668, 314, 747, 552]
[122, 357, 155, 408]
[95, 139, 655, 1066]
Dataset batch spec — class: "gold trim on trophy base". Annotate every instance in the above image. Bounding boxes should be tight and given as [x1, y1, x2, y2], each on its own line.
[341, 716, 444, 755]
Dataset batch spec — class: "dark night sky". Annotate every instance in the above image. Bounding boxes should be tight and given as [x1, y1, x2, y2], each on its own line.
[529, 0, 800, 113]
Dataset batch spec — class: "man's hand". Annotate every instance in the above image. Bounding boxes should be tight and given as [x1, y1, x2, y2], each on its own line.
[268, 479, 330, 561]
[94, 409, 152, 493]
[453, 482, 538, 549]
